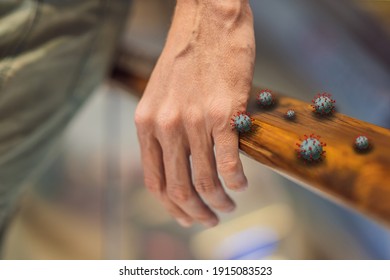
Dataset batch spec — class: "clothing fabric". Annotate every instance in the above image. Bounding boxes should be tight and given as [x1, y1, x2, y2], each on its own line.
[0, 0, 130, 247]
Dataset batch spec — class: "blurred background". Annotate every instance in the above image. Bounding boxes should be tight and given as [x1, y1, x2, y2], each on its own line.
[2, 0, 390, 259]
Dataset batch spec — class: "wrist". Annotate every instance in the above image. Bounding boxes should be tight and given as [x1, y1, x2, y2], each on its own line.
[171, 0, 253, 35]
[176, 0, 251, 18]
[164, 0, 254, 59]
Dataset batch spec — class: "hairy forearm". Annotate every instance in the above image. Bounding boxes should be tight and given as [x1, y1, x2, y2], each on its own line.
[166, 0, 254, 57]
[175, 0, 251, 17]
[175, 0, 250, 11]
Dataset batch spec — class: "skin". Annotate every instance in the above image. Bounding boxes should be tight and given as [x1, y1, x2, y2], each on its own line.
[134, 0, 255, 228]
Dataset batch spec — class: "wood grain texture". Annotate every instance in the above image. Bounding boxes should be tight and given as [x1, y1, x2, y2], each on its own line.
[110, 67, 390, 225]
[243, 87, 390, 225]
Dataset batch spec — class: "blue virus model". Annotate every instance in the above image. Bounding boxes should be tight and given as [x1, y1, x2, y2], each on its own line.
[311, 93, 336, 116]
[230, 112, 253, 133]
[257, 90, 275, 108]
[354, 135, 370, 151]
[285, 109, 296, 120]
[296, 134, 326, 162]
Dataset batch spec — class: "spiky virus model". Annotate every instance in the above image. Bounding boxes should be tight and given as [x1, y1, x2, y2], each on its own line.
[296, 134, 326, 162]
[230, 112, 254, 133]
[312, 93, 336, 116]
[257, 90, 275, 108]
[285, 109, 296, 120]
[354, 135, 370, 151]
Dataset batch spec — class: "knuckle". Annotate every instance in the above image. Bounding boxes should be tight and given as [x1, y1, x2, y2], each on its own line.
[194, 177, 216, 194]
[218, 156, 239, 174]
[185, 114, 203, 128]
[212, 1, 241, 19]
[167, 184, 191, 203]
[144, 177, 162, 196]
[156, 114, 181, 133]
[134, 111, 152, 128]
[208, 107, 229, 124]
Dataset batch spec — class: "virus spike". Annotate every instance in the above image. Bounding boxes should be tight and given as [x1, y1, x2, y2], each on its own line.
[354, 135, 371, 152]
[296, 134, 326, 163]
[312, 92, 336, 116]
[285, 109, 296, 120]
[231, 111, 254, 134]
[256, 89, 276, 108]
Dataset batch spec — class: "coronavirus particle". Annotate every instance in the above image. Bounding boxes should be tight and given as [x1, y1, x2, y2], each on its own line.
[296, 134, 326, 162]
[230, 112, 254, 133]
[285, 109, 296, 120]
[257, 90, 275, 108]
[354, 135, 370, 152]
[311, 92, 336, 116]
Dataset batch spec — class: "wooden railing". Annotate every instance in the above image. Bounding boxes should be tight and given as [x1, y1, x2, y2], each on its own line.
[111, 65, 390, 226]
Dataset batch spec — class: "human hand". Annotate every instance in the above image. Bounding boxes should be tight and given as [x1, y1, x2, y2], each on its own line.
[135, 0, 255, 228]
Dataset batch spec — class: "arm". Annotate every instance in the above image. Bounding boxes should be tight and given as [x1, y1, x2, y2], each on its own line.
[134, 0, 255, 227]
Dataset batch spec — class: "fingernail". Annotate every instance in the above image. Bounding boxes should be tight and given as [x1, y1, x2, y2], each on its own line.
[203, 218, 219, 228]
[236, 176, 248, 192]
[223, 203, 236, 213]
[177, 219, 192, 228]
[236, 182, 248, 192]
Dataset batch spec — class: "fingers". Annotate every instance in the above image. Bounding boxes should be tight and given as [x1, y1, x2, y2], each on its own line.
[135, 126, 193, 227]
[186, 122, 236, 213]
[213, 129, 248, 191]
[160, 133, 219, 228]
[136, 107, 247, 228]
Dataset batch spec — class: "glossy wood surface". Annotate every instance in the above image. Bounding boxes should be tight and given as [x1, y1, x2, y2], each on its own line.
[243, 88, 390, 225]
[111, 66, 390, 225]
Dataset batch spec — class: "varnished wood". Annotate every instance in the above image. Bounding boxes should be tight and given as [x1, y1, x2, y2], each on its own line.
[243, 88, 390, 225]
[110, 66, 390, 225]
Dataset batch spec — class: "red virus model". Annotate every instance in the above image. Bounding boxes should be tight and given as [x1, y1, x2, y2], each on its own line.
[230, 112, 254, 133]
[257, 89, 276, 108]
[311, 92, 336, 116]
[354, 135, 371, 152]
[285, 109, 296, 120]
[296, 134, 326, 162]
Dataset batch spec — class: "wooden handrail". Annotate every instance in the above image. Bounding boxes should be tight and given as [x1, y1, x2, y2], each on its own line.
[111, 65, 390, 226]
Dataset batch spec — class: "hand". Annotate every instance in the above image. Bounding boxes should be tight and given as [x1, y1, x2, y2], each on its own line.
[134, 0, 255, 228]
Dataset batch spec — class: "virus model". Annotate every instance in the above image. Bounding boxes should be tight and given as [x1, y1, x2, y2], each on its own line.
[285, 109, 296, 120]
[230, 112, 254, 133]
[354, 135, 370, 151]
[311, 92, 336, 116]
[296, 134, 326, 162]
[257, 90, 275, 108]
